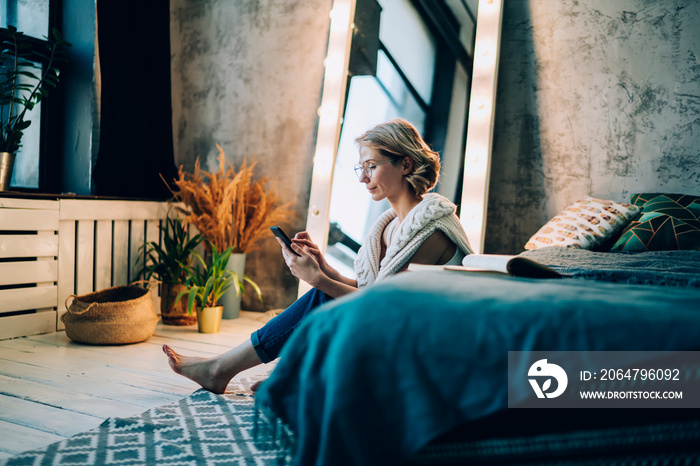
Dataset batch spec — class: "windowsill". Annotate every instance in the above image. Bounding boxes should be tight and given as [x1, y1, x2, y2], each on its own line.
[0, 190, 172, 202]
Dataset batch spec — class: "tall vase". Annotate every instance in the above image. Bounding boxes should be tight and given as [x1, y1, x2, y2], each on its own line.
[221, 252, 246, 319]
[0, 152, 16, 192]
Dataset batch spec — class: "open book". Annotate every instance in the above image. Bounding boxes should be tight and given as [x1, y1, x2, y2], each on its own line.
[407, 254, 563, 278]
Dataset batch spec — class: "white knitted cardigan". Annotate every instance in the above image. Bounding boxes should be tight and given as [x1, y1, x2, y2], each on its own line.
[354, 193, 473, 288]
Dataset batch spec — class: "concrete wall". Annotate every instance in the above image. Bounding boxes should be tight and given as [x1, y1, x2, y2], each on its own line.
[485, 0, 700, 254]
[170, 0, 331, 310]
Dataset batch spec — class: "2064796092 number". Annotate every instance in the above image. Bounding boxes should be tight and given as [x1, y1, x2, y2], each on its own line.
[600, 368, 680, 381]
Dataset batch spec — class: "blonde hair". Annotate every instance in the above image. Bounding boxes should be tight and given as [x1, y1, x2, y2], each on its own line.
[354, 119, 440, 196]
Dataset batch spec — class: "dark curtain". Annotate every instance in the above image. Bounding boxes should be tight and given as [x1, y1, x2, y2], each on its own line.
[93, 0, 177, 199]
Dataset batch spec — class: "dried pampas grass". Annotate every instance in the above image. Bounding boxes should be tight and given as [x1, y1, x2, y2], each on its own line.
[170, 145, 295, 254]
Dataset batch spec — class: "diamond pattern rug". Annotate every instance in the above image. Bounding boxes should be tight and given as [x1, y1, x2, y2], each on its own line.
[1, 378, 287, 466]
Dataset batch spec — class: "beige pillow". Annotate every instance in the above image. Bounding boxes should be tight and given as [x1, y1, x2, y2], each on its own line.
[524, 196, 640, 250]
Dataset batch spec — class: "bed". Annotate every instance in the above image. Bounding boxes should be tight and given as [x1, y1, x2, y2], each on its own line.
[254, 194, 700, 465]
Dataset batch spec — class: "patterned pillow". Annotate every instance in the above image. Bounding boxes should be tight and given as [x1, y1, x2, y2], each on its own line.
[610, 193, 700, 252]
[524, 196, 640, 250]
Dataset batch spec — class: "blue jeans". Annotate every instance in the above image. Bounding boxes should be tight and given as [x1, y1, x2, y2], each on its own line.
[251, 288, 333, 363]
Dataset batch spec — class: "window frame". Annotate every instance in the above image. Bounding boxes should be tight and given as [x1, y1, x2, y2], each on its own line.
[3, 0, 100, 196]
[1, 0, 63, 192]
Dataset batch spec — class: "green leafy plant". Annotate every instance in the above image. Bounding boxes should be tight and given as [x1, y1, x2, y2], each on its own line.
[1, 25, 70, 153]
[176, 243, 262, 315]
[138, 216, 204, 285]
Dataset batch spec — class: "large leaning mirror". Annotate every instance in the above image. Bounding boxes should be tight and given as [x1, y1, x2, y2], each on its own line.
[305, 0, 501, 292]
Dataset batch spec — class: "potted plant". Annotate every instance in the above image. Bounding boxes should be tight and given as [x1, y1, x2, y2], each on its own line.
[168, 144, 294, 318]
[138, 215, 203, 326]
[1, 26, 70, 190]
[176, 243, 260, 333]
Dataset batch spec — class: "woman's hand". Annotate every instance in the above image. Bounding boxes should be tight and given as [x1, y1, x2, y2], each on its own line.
[276, 231, 358, 297]
[290, 231, 339, 280]
[276, 236, 324, 287]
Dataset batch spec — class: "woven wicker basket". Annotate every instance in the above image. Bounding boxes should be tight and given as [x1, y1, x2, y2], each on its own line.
[62, 285, 160, 345]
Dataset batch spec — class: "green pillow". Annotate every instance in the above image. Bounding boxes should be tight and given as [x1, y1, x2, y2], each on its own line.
[611, 193, 700, 252]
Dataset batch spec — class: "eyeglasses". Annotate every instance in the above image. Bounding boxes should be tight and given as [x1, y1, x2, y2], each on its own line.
[353, 160, 393, 179]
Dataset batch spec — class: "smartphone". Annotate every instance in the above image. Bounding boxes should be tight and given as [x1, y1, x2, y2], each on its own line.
[270, 226, 300, 256]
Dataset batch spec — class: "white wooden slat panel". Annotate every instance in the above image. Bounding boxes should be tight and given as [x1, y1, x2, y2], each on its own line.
[0, 234, 58, 258]
[94, 220, 112, 290]
[189, 224, 207, 258]
[56, 220, 76, 330]
[36, 232, 55, 285]
[0, 261, 57, 286]
[75, 220, 95, 295]
[112, 220, 129, 286]
[129, 220, 146, 284]
[0, 209, 59, 231]
[146, 219, 160, 243]
[145, 219, 161, 304]
[0, 286, 57, 314]
[59, 199, 170, 221]
[145, 220, 160, 251]
[0, 311, 56, 340]
[0, 198, 57, 210]
[1, 198, 173, 340]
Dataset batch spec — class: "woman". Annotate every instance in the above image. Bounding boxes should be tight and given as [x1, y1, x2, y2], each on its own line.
[163, 119, 473, 393]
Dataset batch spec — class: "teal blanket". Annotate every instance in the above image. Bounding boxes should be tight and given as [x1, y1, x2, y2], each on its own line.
[255, 256, 700, 465]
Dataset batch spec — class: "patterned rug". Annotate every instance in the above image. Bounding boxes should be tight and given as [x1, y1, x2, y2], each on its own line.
[1, 378, 288, 466]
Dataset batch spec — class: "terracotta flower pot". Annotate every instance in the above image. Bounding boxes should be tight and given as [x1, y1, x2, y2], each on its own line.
[161, 282, 197, 326]
[197, 306, 223, 333]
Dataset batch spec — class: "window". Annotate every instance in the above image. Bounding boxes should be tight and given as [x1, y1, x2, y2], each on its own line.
[3, 0, 99, 196]
[1, 0, 53, 189]
[1, 0, 49, 38]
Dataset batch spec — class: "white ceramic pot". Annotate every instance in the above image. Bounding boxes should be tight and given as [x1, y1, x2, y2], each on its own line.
[0, 152, 16, 191]
[220, 253, 246, 319]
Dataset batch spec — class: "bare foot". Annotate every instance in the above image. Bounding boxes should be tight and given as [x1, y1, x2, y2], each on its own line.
[162, 344, 231, 394]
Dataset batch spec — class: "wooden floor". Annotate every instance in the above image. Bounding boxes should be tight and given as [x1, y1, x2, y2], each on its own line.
[0, 311, 275, 461]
